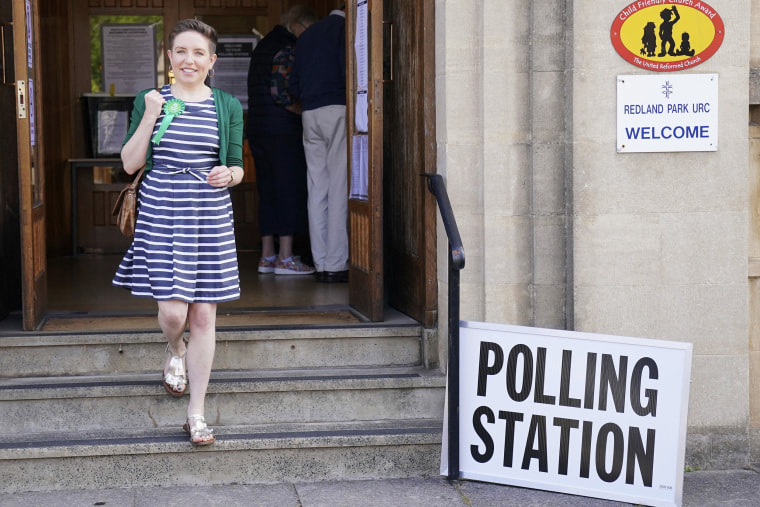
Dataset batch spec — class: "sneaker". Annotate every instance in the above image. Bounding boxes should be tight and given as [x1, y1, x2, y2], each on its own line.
[274, 256, 316, 275]
[258, 256, 276, 274]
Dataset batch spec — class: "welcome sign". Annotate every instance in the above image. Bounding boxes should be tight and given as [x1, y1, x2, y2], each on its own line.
[611, 1, 724, 72]
[456, 321, 692, 507]
[617, 73, 718, 152]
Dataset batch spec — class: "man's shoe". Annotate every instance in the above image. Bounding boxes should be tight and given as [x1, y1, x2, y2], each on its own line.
[319, 270, 349, 283]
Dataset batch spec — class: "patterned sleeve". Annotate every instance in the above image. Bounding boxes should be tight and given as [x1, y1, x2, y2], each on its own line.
[270, 46, 296, 107]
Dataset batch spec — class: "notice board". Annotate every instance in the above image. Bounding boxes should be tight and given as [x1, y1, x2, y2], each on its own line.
[101, 24, 158, 94]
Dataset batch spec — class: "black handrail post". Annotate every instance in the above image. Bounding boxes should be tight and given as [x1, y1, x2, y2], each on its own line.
[423, 173, 465, 483]
[448, 250, 460, 482]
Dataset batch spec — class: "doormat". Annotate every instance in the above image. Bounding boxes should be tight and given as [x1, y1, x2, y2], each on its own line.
[41, 310, 361, 332]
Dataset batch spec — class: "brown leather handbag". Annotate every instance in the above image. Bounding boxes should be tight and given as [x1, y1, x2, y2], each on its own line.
[112, 166, 145, 238]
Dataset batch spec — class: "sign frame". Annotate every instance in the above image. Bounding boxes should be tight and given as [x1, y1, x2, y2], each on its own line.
[453, 320, 692, 507]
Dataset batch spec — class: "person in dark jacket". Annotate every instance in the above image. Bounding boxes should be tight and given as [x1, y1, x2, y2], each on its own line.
[290, 4, 348, 283]
[247, 5, 317, 275]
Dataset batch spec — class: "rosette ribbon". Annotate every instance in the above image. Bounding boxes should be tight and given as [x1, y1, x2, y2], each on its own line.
[151, 98, 186, 145]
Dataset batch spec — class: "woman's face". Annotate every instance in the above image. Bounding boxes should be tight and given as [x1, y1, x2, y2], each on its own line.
[168, 30, 217, 87]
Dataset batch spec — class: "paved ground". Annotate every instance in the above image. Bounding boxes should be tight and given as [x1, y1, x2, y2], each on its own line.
[1, 468, 759, 506]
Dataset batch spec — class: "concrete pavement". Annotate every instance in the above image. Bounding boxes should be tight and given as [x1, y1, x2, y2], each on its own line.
[1, 468, 758, 506]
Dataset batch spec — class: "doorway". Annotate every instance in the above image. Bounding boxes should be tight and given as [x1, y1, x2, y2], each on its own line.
[5, 0, 437, 331]
[48, 1, 348, 326]
[43, 1, 352, 326]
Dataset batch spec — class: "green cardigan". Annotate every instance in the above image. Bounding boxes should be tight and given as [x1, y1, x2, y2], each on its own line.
[123, 87, 244, 172]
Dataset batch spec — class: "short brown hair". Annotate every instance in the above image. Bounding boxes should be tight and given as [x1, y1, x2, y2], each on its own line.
[169, 19, 219, 54]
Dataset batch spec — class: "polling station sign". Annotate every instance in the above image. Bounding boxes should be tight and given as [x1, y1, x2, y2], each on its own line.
[617, 73, 717, 153]
[611, 1, 724, 72]
[456, 321, 692, 507]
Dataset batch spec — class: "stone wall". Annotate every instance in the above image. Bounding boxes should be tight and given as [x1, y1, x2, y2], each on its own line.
[749, 0, 760, 467]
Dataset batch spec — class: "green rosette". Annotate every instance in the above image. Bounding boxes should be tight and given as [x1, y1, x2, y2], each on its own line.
[151, 98, 186, 145]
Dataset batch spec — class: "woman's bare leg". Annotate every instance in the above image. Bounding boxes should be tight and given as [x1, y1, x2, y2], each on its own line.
[186, 302, 217, 418]
[158, 300, 189, 380]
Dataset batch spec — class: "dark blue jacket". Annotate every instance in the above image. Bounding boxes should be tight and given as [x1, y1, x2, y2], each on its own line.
[247, 24, 301, 136]
[291, 11, 346, 111]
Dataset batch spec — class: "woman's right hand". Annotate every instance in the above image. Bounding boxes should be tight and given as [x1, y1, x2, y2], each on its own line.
[144, 89, 166, 120]
[121, 89, 166, 174]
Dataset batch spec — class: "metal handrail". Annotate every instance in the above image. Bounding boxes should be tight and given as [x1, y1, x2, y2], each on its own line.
[424, 174, 464, 269]
[423, 173, 465, 482]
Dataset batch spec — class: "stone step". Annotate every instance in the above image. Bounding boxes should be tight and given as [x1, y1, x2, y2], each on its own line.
[0, 419, 444, 494]
[0, 313, 445, 492]
[0, 366, 446, 435]
[0, 323, 424, 378]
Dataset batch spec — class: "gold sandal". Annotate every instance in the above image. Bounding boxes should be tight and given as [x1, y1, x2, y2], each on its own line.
[183, 414, 215, 446]
[163, 343, 187, 397]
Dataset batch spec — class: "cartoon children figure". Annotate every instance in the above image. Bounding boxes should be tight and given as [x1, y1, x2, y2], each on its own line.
[675, 32, 695, 57]
[658, 6, 680, 57]
[641, 22, 657, 57]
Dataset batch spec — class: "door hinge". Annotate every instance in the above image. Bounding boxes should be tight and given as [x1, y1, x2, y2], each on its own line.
[17, 80, 26, 118]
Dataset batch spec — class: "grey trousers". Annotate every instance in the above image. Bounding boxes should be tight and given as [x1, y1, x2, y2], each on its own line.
[302, 105, 349, 272]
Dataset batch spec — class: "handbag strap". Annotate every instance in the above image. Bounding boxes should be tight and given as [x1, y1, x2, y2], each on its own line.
[128, 166, 145, 190]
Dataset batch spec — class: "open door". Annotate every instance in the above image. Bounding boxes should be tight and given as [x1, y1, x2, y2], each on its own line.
[382, 0, 437, 327]
[347, 0, 384, 321]
[12, 0, 47, 330]
[346, 0, 437, 325]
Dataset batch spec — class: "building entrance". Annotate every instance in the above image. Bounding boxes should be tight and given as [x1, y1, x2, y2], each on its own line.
[1, 0, 437, 331]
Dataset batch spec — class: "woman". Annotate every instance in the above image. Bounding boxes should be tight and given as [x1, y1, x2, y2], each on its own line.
[112, 19, 244, 446]
[247, 5, 316, 276]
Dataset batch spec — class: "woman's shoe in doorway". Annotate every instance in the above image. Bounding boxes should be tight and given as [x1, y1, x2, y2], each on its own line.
[258, 256, 277, 274]
[163, 344, 187, 397]
[274, 256, 315, 275]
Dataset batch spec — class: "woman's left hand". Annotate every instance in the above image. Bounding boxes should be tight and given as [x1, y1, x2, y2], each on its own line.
[207, 165, 235, 188]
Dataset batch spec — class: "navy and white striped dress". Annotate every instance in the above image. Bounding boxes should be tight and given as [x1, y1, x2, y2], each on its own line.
[113, 86, 240, 303]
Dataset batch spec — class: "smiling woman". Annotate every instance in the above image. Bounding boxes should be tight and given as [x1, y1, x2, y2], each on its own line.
[111, 18, 245, 447]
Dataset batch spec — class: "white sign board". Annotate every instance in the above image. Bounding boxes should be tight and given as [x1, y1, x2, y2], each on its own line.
[617, 73, 717, 153]
[354, 0, 369, 132]
[102, 24, 158, 94]
[209, 36, 258, 112]
[455, 321, 692, 507]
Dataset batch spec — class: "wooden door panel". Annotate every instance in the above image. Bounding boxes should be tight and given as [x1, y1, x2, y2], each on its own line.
[75, 165, 133, 254]
[14, 0, 47, 330]
[347, 0, 384, 321]
[384, 0, 436, 327]
[30, 203, 47, 323]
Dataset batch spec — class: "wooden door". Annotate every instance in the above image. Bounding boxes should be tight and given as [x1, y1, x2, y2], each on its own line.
[347, 0, 384, 321]
[13, 0, 47, 330]
[346, 0, 437, 325]
[383, 0, 437, 327]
